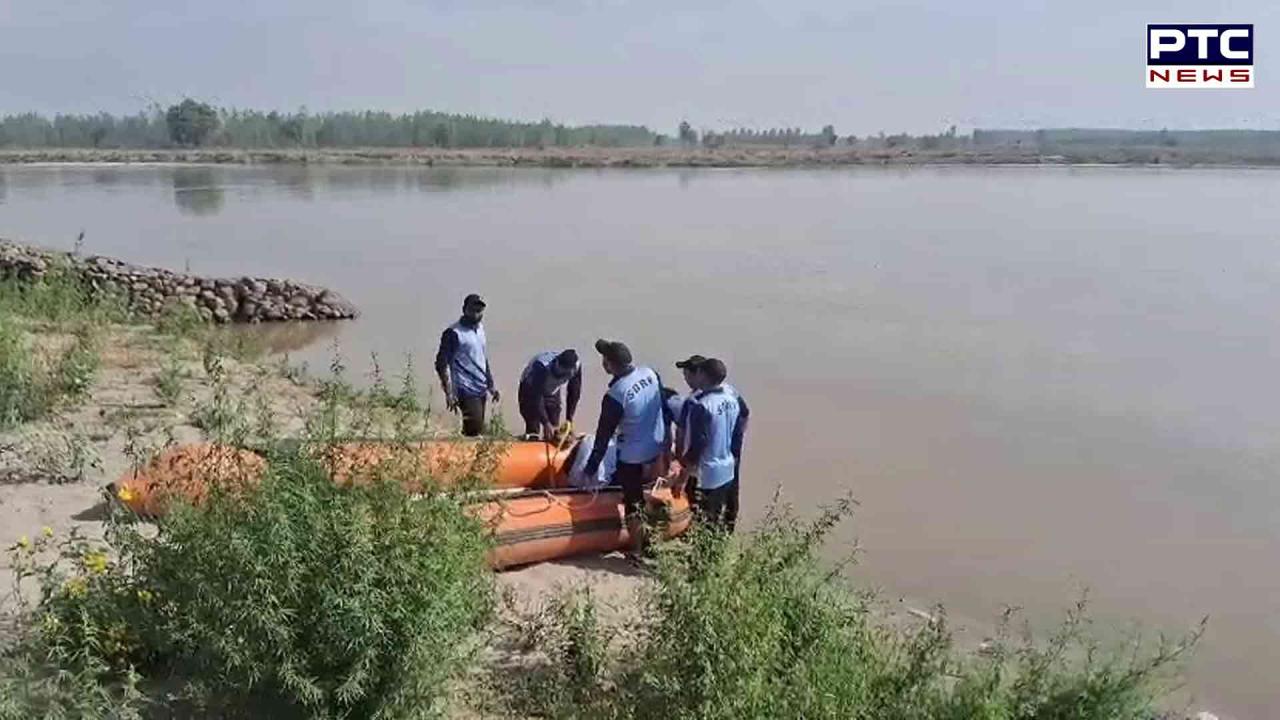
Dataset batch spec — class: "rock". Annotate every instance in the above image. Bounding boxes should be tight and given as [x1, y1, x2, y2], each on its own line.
[0, 240, 356, 325]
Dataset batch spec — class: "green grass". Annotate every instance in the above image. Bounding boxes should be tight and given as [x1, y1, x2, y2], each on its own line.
[5, 446, 495, 719]
[0, 264, 116, 427]
[0, 316, 100, 428]
[0, 262, 129, 326]
[502, 496, 1199, 720]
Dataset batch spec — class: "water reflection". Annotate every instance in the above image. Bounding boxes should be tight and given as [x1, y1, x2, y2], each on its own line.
[269, 166, 317, 201]
[171, 168, 226, 216]
[253, 165, 572, 198]
[90, 168, 121, 187]
[217, 319, 344, 355]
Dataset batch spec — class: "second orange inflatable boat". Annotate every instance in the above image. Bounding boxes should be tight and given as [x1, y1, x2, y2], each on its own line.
[475, 486, 692, 569]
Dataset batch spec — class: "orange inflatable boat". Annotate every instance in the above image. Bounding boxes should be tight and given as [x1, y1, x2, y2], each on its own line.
[474, 485, 693, 569]
[317, 439, 574, 489]
[112, 439, 576, 516]
[109, 439, 693, 569]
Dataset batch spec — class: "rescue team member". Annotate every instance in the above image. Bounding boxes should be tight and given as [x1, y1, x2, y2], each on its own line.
[678, 358, 750, 532]
[582, 339, 669, 558]
[434, 294, 500, 437]
[668, 354, 709, 459]
[718, 370, 749, 533]
[517, 349, 582, 440]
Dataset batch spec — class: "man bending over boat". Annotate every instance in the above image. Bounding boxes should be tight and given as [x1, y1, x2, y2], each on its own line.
[517, 349, 582, 441]
[435, 293, 500, 437]
[583, 339, 670, 558]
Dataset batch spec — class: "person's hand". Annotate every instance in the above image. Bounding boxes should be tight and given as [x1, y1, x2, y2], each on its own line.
[445, 389, 459, 413]
[668, 458, 684, 478]
[490, 388, 501, 404]
[541, 422, 557, 441]
[669, 473, 685, 498]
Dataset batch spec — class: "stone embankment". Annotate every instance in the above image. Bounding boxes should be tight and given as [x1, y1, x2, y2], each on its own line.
[0, 240, 357, 323]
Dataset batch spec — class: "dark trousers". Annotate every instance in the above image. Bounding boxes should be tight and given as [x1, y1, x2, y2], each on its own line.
[689, 480, 734, 533]
[517, 381, 562, 437]
[458, 394, 487, 437]
[725, 478, 740, 533]
[613, 460, 649, 520]
[725, 455, 743, 532]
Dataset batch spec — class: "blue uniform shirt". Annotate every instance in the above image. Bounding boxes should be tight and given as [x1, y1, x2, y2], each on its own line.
[684, 385, 745, 489]
[520, 351, 581, 396]
[605, 366, 666, 464]
[444, 321, 490, 398]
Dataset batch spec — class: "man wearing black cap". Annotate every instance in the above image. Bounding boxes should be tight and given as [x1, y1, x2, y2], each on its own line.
[678, 357, 750, 532]
[583, 339, 669, 557]
[517, 349, 582, 440]
[669, 354, 709, 461]
[435, 294, 500, 436]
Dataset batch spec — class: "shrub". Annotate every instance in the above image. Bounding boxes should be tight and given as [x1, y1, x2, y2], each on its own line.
[0, 318, 100, 428]
[0, 263, 127, 326]
[1, 529, 148, 720]
[0, 318, 41, 425]
[512, 496, 1198, 720]
[10, 448, 495, 718]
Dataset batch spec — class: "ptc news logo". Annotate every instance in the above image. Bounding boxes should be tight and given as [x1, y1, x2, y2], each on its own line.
[1147, 24, 1254, 88]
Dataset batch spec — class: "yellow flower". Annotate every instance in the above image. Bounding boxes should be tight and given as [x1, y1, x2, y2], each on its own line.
[136, 589, 154, 605]
[63, 578, 87, 598]
[40, 613, 62, 634]
[82, 551, 109, 575]
[41, 526, 53, 538]
[116, 486, 137, 503]
[16, 535, 29, 550]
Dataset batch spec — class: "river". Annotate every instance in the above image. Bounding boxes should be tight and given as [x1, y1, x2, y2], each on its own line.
[2, 163, 1277, 718]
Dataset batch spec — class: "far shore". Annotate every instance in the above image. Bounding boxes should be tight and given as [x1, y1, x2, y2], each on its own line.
[4, 145, 1280, 169]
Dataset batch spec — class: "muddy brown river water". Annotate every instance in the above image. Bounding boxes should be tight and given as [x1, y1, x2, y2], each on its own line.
[2, 164, 1278, 718]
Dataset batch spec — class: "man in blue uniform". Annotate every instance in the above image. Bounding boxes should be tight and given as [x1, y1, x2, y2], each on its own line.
[583, 339, 669, 557]
[668, 354, 708, 464]
[679, 358, 750, 532]
[434, 294, 500, 436]
[517, 349, 582, 440]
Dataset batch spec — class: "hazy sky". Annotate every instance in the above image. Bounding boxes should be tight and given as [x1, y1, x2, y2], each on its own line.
[0, 0, 1276, 134]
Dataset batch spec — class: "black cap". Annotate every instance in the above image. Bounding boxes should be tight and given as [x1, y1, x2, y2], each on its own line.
[555, 349, 579, 368]
[701, 358, 728, 385]
[594, 338, 633, 366]
[675, 354, 708, 370]
[463, 293, 486, 309]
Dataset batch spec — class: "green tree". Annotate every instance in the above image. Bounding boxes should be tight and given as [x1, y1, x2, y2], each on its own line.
[820, 124, 837, 146]
[164, 99, 220, 147]
[678, 120, 697, 146]
[430, 122, 451, 148]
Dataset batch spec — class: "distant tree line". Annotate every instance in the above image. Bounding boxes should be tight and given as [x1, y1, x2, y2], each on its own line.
[0, 102, 659, 149]
[6, 102, 1278, 158]
[702, 126, 839, 148]
[973, 128, 1280, 152]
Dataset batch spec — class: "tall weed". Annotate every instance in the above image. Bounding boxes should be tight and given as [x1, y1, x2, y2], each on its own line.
[511, 495, 1198, 720]
[6, 448, 495, 718]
